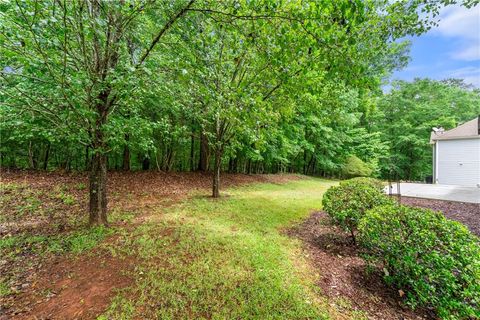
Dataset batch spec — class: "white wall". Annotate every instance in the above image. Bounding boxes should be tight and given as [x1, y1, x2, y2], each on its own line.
[437, 138, 480, 187]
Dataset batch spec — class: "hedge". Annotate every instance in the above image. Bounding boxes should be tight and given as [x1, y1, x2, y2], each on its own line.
[339, 177, 385, 192]
[358, 204, 480, 319]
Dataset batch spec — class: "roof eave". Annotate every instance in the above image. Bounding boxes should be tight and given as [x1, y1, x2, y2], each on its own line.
[431, 135, 480, 142]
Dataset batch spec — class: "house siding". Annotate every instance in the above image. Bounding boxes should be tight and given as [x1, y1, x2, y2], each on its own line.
[436, 138, 480, 187]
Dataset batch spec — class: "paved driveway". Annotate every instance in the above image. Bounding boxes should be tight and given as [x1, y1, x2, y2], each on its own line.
[386, 183, 480, 204]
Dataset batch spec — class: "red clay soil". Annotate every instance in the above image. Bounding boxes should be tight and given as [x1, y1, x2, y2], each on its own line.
[0, 170, 301, 320]
[8, 249, 134, 320]
[288, 211, 435, 320]
[399, 197, 480, 237]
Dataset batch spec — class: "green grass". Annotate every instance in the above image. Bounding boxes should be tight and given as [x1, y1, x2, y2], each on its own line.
[103, 178, 337, 319]
[0, 226, 113, 255]
[0, 279, 11, 297]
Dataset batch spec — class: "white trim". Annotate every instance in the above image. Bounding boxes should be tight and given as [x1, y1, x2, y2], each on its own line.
[435, 142, 439, 184]
[432, 135, 480, 142]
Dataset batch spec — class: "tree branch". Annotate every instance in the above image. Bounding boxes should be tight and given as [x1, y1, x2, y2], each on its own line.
[137, 0, 196, 66]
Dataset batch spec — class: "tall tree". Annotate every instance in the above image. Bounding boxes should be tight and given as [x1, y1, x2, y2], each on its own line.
[0, 0, 196, 224]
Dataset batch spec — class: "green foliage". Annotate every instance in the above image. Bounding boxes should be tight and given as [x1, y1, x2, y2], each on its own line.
[375, 79, 480, 180]
[56, 192, 76, 206]
[322, 182, 392, 242]
[359, 205, 480, 319]
[1, 0, 478, 215]
[0, 236, 18, 249]
[48, 226, 113, 253]
[75, 183, 87, 191]
[341, 155, 373, 178]
[339, 177, 385, 192]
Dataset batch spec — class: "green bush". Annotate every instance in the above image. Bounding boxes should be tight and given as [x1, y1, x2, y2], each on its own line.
[359, 205, 480, 319]
[341, 155, 373, 178]
[339, 177, 385, 192]
[322, 182, 392, 243]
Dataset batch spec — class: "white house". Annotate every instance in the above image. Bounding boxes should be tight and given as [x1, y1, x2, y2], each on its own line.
[430, 116, 480, 187]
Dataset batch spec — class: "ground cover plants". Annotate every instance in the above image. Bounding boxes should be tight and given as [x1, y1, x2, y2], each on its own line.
[1, 1, 479, 318]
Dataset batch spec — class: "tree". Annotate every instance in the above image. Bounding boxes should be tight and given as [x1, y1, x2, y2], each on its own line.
[1, 0, 476, 222]
[0, 0, 196, 224]
[375, 79, 480, 180]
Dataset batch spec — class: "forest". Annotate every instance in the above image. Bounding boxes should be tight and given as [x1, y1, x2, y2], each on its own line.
[1, 1, 480, 319]
[1, 1, 479, 223]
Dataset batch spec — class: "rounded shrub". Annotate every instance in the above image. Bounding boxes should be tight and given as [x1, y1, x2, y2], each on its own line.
[339, 177, 385, 192]
[341, 155, 373, 178]
[322, 182, 393, 243]
[358, 204, 480, 319]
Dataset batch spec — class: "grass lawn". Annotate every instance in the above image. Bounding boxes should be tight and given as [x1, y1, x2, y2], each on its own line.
[102, 178, 338, 319]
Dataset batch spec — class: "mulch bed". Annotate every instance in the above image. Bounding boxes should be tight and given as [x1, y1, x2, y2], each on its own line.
[288, 211, 434, 320]
[289, 197, 479, 319]
[398, 197, 479, 236]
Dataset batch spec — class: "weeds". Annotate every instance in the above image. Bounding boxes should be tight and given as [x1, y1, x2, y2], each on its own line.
[1, 182, 79, 225]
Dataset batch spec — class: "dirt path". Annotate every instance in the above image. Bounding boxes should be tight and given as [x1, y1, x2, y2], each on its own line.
[288, 211, 434, 320]
[11, 249, 134, 320]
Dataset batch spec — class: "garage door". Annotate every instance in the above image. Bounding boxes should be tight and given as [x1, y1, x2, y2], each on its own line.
[437, 138, 480, 187]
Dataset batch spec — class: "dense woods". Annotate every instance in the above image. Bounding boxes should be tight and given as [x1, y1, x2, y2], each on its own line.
[1, 0, 479, 224]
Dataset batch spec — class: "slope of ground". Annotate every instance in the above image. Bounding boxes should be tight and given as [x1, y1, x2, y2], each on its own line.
[3, 171, 467, 319]
[100, 179, 339, 319]
[0, 170, 300, 319]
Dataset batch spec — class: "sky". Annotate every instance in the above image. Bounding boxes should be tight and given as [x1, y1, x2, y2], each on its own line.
[390, 4, 480, 88]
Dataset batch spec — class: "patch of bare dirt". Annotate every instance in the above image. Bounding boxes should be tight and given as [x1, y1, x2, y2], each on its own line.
[5, 248, 134, 320]
[398, 197, 480, 236]
[288, 211, 434, 320]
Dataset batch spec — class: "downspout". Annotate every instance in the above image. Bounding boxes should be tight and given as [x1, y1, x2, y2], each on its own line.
[432, 143, 435, 183]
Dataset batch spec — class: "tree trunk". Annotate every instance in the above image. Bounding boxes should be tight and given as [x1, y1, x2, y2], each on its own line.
[85, 146, 91, 170]
[303, 150, 308, 174]
[123, 134, 130, 170]
[306, 154, 315, 175]
[190, 126, 195, 172]
[28, 141, 35, 169]
[89, 151, 108, 226]
[43, 143, 50, 170]
[142, 156, 150, 170]
[212, 150, 221, 198]
[198, 131, 209, 171]
[228, 157, 235, 173]
[310, 157, 317, 175]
